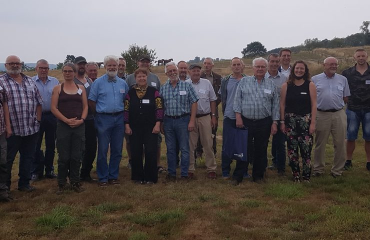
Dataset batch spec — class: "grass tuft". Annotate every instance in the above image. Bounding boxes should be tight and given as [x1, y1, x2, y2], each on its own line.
[36, 206, 76, 229]
[124, 209, 185, 226]
[265, 183, 306, 199]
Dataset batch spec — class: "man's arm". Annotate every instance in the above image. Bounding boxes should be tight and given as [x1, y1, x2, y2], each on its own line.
[88, 100, 96, 114]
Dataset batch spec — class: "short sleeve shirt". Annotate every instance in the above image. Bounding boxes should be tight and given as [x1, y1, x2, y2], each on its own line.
[185, 78, 217, 115]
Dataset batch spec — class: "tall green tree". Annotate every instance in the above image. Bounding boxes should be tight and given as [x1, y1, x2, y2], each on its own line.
[360, 21, 370, 44]
[241, 41, 267, 57]
[121, 44, 157, 74]
[64, 55, 75, 64]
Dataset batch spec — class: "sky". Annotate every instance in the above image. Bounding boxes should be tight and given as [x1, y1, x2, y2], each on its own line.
[0, 0, 368, 64]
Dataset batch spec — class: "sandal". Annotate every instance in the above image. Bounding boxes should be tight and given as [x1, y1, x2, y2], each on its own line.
[157, 166, 167, 173]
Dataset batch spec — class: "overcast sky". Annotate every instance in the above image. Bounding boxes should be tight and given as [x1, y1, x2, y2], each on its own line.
[1, 0, 368, 64]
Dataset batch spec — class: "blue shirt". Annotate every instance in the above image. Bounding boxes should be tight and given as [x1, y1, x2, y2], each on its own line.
[160, 79, 199, 116]
[234, 76, 280, 120]
[312, 72, 350, 110]
[88, 74, 129, 113]
[223, 77, 240, 120]
[265, 71, 287, 95]
[32, 75, 59, 112]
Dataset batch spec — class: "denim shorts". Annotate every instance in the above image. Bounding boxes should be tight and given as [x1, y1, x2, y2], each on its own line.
[346, 109, 370, 141]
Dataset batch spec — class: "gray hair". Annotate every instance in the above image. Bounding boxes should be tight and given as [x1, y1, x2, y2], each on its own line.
[267, 53, 279, 61]
[203, 57, 214, 65]
[323, 57, 338, 64]
[36, 59, 49, 66]
[231, 57, 244, 66]
[86, 61, 99, 68]
[165, 61, 177, 73]
[252, 57, 268, 67]
[104, 55, 119, 66]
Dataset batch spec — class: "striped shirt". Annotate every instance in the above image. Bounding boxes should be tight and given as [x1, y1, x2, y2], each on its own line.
[233, 76, 279, 120]
[0, 81, 9, 135]
[0, 73, 43, 136]
[160, 79, 199, 116]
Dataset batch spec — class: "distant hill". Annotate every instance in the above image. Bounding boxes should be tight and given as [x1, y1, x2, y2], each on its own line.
[0, 63, 57, 72]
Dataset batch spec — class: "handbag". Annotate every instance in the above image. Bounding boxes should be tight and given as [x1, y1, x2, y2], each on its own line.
[222, 123, 248, 162]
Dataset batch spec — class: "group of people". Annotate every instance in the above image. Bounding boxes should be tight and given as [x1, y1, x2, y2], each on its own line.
[0, 47, 369, 201]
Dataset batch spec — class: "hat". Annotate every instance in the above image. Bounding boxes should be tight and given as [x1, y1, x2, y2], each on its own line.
[75, 56, 87, 64]
[139, 55, 151, 62]
[189, 63, 202, 70]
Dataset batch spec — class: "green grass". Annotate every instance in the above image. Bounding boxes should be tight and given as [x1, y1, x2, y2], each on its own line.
[36, 206, 76, 230]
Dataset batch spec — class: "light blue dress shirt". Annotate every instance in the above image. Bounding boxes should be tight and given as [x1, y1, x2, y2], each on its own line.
[88, 74, 129, 113]
[32, 75, 59, 112]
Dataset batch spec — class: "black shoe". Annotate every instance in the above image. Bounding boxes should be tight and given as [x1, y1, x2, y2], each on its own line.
[230, 179, 239, 186]
[165, 174, 177, 182]
[18, 185, 36, 192]
[366, 162, 370, 171]
[344, 160, 352, 170]
[80, 176, 97, 183]
[71, 182, 85, 193]
[45, 171, 57, 179]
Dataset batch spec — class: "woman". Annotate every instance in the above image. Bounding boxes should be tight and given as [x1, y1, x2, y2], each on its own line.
[51, 63, 88, 193]
[124, 68, 163, 184]
[280, 60, 317, 183]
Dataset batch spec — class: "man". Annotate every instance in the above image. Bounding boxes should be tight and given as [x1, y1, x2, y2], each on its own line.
[178, 61, 189, 81]
[74, 56, 97, 182]
[342, 49, 370, 170]
[234, 57, 279, 184]
[266, 53, 288, 174]
[220, 57, 247, 181]
[125, 55, 162, 171]
[200, 57, 222, 155]
[31, 59, 59, 181]
[278, 49, 292, 78]
[312, 57, 350, 177]
[160, 62, 198, 180]
[186, 64, 217, 179]
[88, 55, 128, 186]
[118, 58, 127, 80]
[0, 55, 43, 192]
[86, 62, 99, 81]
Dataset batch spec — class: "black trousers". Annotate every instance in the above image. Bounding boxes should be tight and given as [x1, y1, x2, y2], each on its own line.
[130, 126, 158, 183]
[80, 119, 97, 179]
[242, 116, 272, 181]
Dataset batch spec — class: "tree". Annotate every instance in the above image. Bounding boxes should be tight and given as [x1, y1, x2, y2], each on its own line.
[56, 62, 63, 69]
[241, 41, 267, 57]
[360, 21, 370, 45]
[121, 44, 157, 74]
[64, 55, 75, 64]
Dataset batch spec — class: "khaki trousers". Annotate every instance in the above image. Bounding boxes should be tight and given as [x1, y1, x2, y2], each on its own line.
[313, 109, 347, 176]
[189, 115, 217, 172]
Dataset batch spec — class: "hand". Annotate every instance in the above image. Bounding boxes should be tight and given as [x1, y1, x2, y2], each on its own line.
[125, 126, 132, 135]
[65, 117, 77, 127]
[280, 123, 286, 134]
[188, 120, 195, 132]
[5, 127, 12, 138]
[236, 117, 244, 128]
[309, 122, 316, 135]
[69, 119, 84, 128]
[152, 125, 160, 134]
[211, 116, 217, 129]
[271, 123, 277, 135]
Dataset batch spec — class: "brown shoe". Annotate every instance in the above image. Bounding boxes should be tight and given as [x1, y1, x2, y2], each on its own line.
[207, 172, 217, 179]
[188, 172, 194, 179]
[108, 179, 120, 185]
[98, 182, 108, 187]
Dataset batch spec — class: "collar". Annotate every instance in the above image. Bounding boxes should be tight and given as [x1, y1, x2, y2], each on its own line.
[324, 72, 336, 79]
[133, 84, 148, 91]
[265, 71, 281, 79]
[36, 75, 51, 83]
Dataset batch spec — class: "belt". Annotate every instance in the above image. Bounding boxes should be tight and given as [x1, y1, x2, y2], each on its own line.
[244, 116, 271, 122]
[317, 108, 342, 113]
[42, 111, 52, 115]
[196, 113, 210, 118]
[98, 111, 123, 116]
[165, 113, 190, 119]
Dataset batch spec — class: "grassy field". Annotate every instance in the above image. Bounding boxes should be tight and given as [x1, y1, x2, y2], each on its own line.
[1, 46, 370, 239]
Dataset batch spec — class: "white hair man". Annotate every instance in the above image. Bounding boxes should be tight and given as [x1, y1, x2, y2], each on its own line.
[88, 55, 129, 187]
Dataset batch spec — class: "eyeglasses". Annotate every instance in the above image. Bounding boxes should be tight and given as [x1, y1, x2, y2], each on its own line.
[118, 64, 126, 67]
[326, 63, 339, 67]
[63, 70, 74, 73]
[6, 62, 21, 66]
[254, 65, 266, 69]
[39, 67, 49, 70]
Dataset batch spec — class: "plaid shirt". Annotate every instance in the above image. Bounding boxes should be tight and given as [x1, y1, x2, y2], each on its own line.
[0, 81, 9, 135]
[233, 76, 280, 120]
[160, 79, 199, 116]
[0, 73, 43, 136]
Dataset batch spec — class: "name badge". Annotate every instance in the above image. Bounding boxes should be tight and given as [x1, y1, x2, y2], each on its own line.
[199, 89, 206, 94]
[366, 80, 370, 84]
[120, 89, 125, 93]
[180, 91, 187, 95]
[151, 82, 157, 87]
[142, 99, 150, 104]
[338, 86, 343, 91]
[77, 88, 82, 95]
[264, 89, 271, 94]
[84, 82, 90, 88]
[301, 92, 307, 95]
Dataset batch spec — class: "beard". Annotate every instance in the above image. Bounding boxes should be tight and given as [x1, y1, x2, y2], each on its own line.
[107, 70, 118, 78]
[78, 68, 85, 76]
[7, 68, 21, 75]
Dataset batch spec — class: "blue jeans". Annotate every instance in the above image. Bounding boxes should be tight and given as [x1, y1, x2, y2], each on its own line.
[95, 113, 124, 182]
[163, 115, 190, 177]
[271, 126, 286, 172]
[346, 109, 370, 141]
[33, 112, 57, 176]
[6, 133, 38, 189]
